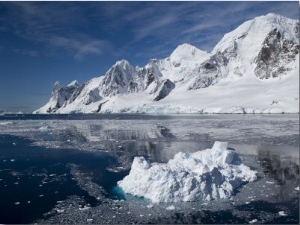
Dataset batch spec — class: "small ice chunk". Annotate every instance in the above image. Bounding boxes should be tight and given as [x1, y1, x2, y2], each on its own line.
[57, 209, 64, 213]
[0, 122, 13, 125]
[146, 204, 153, 208]
[166, 205, 175, 210]
[266, 181, 274, 184]
[79, 206, 90, 211]
[27, 201, 31, 204]
[15, 202, 20, 205]
[39, 194, 44, 197]
[38, 126, 49, 131]
[12, 143, 16, 146]
[295, 187, 299, 191]
[249, 219, 258, 223]
[10, 159, 15, 162]
[278, 211, 287, 216]
[87, 219, 93, 222]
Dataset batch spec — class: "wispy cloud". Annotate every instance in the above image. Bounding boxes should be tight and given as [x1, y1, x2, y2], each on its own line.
[48, 36, 110, 60]
[1, 2, 111, 60]
[13, 48, 39, 57]
[133, 14, 177, 41]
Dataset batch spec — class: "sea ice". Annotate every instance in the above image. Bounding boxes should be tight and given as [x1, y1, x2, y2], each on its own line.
[278, 211, 287, 216]
[118, 141, 257, 203]
[57, 209, 65, 213]
[0, 122, 13, 125]
[249, 219, 258, 223]
[38, 126, 50, 131]
[166, 205, 175, 210]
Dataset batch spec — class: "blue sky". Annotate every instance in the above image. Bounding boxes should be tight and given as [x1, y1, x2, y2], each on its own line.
[0, 1, 298, 113]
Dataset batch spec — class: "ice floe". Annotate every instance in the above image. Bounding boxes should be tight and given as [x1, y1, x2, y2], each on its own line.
[249, 218, 258, 223]
[278, 211, 287, 216]
[166, 205, 175, 210]
[118, 141, 257, 203]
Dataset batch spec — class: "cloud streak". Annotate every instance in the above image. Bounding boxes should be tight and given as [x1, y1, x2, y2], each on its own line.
[48, 36, 110, 60]
[1, 2, 111, 60]
[13, 48, 39, 57]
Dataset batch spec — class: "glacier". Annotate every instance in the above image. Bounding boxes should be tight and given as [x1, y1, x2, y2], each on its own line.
[34, 13, 299, 114]
[118, 141, 257, 203]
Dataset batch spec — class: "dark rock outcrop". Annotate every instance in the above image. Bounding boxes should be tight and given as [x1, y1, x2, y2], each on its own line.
[255, 27, 299, 79]
[153, 79, 175, 101]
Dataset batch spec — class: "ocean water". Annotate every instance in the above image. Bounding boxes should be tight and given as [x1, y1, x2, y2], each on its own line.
[0, 114, 298, 224]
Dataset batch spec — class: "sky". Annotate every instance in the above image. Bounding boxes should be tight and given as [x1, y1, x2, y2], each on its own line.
[0, 1, 299, 113]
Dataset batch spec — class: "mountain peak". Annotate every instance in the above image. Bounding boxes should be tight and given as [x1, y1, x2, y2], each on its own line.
[260, 13, 291, 21]
[212, 13, 298, 54]
[115, 59, 131, 68]
[170, 43, 208, 63]
[67, 80, 79, 87]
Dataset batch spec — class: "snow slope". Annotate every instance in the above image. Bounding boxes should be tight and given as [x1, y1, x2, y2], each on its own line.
[34, 13, 299, 114]
[118, 141, 257, 203]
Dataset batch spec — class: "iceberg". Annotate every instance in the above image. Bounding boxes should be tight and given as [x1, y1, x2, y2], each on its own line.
[118, 141, 257, 203]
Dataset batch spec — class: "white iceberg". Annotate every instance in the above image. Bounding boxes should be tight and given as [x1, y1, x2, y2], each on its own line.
[118, 141, 257, 203]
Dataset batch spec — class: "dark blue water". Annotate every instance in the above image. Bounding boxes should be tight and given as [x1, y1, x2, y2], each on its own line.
[0, 134, 126, 223]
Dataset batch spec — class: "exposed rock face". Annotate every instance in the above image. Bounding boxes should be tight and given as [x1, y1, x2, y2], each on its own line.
[100, 60, 134, 97]
[255, 27, 300, 79]
[188, 52, 226, 90]
[153, 79, 175, 101]
[46, 81, 83, 113]
[100, 60, 163, 97]
[83, 88, 101, 105]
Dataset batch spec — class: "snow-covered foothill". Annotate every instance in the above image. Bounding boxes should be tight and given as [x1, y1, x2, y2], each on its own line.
[118, 141, 257, 203]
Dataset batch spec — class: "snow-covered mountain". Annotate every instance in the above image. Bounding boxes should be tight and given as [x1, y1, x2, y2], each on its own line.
[34, 13, 299, 114]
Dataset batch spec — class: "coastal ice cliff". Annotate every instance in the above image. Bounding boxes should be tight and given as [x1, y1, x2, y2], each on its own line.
[118, 142, 257, 203]
[34, 13, 299, 114]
